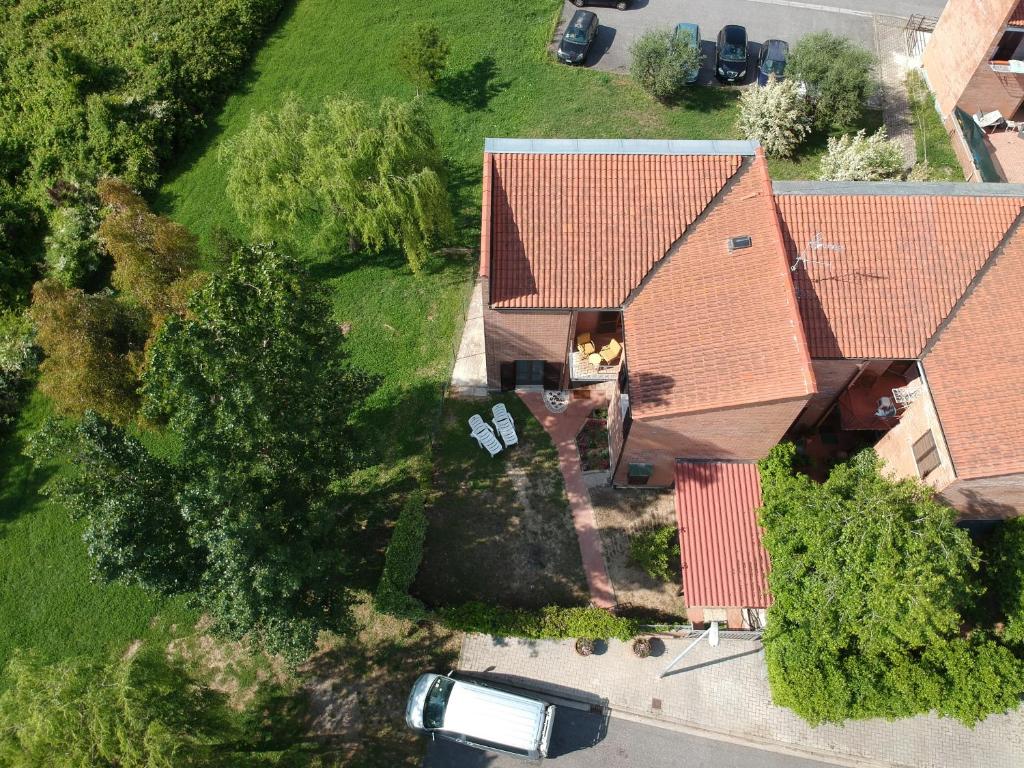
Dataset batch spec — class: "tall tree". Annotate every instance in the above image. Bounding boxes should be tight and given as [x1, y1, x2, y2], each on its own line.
[787, 32, 877, 131]
[29, 279, 145, 424]
[223, 95, 453, 274]
[759, 444, 1024, 725]
[141, 244, 372, 658]
[0, 648, 233, 767]
[29, 411, 200, 593]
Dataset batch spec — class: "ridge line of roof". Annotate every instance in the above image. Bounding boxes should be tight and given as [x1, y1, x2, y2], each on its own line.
[773, 180, 1024, 197]
[484, 137, 759, 156]
[622, 157, 750, 311]
[922, 209, 1024, 363]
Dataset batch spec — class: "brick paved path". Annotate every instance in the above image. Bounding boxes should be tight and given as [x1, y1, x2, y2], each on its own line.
[519, 389, 617, 609]
[460, 633, 1024, 768]
[874, 15, 918, 168]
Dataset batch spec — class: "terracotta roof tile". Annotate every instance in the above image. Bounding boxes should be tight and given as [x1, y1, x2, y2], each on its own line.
[624, 156, 815, 418]
[675, 461, 770, 609]
[775, 194, 1024, 359]
[924, 218, 1024, 479]
[1010, 0, 1024, 27]
[486, 153, 743, 308]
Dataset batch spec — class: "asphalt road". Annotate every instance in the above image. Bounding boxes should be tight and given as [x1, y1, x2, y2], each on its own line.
[556, 0, 948, 78]
[423, 710, 844, 767]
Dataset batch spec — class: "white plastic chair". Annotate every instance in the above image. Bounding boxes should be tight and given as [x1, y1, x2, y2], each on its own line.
[468, 414, 489, 434]
[471, 422, 503, 457]
[491, 403, 518, 447]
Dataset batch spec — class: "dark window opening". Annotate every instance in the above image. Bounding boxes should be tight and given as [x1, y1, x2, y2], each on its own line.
[628, 462, 653, 485]
[994, 30, 1024, 61]
[913, 431, 941, 477]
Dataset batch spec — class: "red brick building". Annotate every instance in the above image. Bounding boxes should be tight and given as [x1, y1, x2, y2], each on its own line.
[477, 138, 1024, 624]
[922, 0, 1024, 180]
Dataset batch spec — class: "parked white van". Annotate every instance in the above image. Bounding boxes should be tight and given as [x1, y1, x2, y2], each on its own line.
[405, 672, 556, 760]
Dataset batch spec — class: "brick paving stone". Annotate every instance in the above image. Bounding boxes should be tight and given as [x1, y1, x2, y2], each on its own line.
[519, 388, 617, 609]
[874, 15, 918, 168]
[459, 633, 1024, 768]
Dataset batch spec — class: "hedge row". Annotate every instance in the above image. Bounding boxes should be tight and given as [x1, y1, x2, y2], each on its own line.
[440, 602, 640, 641]
[373, 489, 429, 619]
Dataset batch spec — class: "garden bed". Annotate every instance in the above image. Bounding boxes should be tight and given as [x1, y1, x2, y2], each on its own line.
[576, 408, 610, 472]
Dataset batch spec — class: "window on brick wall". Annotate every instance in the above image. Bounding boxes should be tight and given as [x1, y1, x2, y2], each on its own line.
[514, 359, 544, 387]
[913, 431, 941, 477]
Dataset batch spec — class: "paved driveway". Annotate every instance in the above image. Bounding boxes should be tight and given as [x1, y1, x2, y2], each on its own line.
[424, 710, 843, 767]
[555, 0, 947, 81]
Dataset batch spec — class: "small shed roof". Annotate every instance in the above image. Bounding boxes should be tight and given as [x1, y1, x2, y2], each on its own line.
[675, 461, 771, 609]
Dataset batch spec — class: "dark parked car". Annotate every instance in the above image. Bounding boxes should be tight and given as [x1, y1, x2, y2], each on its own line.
[716, 25, 748, 83]
[558, 10, 598, 65]
[572, 0, 631, 9]
[757, 39, 789, 86]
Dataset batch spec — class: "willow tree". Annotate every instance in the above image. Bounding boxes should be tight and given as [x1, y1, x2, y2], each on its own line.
[223, 94, 452, 274]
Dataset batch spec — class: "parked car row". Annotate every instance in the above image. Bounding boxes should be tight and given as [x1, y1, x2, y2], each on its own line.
[557, 6, 790, 85]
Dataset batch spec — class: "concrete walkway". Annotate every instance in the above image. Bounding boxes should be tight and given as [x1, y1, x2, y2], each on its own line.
[460, 634, 1024, 768]
[518, 388, 617, 609]
[449, 278, 487, 398]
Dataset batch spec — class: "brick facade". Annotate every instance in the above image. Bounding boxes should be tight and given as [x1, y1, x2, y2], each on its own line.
[924, 0, 1024, 118]
[481, 279, 572, 390]
[612, 397, 809, 486]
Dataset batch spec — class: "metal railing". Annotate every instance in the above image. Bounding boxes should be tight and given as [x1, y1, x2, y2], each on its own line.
[904, 14, 938, 58]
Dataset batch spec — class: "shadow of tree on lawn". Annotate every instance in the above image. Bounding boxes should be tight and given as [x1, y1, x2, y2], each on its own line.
[436, 56, 509, 111]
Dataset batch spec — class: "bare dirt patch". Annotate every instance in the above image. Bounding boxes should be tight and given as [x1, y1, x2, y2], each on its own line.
[589, 487, 687, 620]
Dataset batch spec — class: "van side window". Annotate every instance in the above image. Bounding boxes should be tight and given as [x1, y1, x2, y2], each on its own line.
[424, 676, 455, 729]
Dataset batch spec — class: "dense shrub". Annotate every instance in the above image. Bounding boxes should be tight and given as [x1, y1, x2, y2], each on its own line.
[819, 128, 904, 181]
[628, 525, 679, 583]
[374, 490, 429, 618]
[441, 602, 639, 641]
[0, 182, 44, 310]
[43, 203, 103, 288]
[787, 31, 876, 131]
[737, 78, 811, 159]
[629, 29, 701, 103]
[0, 0, 285, 198]
[397, 23, 451, 92]
[987, 517, 1024, 645]
[759, 443, 1024, 726]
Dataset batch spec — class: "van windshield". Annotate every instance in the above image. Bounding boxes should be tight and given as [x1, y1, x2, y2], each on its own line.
[424, 676, 455, 729]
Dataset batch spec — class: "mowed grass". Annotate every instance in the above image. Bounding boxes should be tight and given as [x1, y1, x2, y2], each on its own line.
[0, 394, 196, 678]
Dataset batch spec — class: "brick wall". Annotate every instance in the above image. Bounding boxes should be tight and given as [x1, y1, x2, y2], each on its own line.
[607, 381, 625, 473]
[612, 397, 809, 486]
[941, 473, 1024, 518]
[481, 280, 572, 389]
[923, 0, 1022, 118]
[874, 386, 957, 491]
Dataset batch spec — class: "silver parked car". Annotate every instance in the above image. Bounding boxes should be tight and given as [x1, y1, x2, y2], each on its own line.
[406, 672, 556, 760]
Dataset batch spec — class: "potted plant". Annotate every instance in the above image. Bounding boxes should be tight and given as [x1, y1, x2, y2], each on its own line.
[632, 637, 652, 658]
[575, 638, 595, 656]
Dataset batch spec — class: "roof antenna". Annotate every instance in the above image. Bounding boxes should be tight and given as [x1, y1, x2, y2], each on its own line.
[790, 231, 841, 272]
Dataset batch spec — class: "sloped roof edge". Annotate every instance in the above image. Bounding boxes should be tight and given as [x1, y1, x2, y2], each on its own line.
[484, 137, 759, 156]
[773, 180, 1024, 197]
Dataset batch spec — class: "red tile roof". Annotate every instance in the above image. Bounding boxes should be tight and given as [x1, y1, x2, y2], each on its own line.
[675, 461, 770, 609]
[624, 155, 815, 418]
[924, 217, 1024, 480]
[485, 152, 743, 308]
[775, 193, 1024, 359]
[1009, 0, 1024, 27]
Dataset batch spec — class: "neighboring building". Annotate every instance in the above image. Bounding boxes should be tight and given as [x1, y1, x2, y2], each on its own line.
[921, 0, 1024, 181]
[477, 138, 1024, 625]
